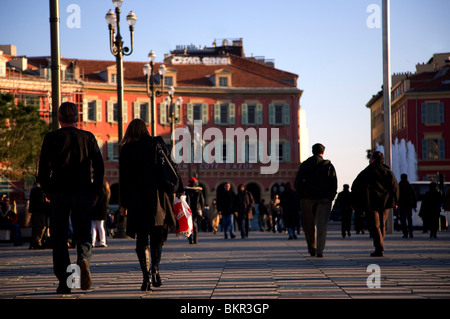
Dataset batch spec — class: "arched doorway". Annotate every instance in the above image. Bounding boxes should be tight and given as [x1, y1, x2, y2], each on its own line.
[246, 182, 261, 203]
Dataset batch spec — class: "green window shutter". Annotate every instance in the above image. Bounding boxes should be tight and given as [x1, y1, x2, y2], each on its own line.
[229, 103, 235, 125]
[107, 141, 114, 161]
[284, 142, 291, 162]
[107, 100, 114, 123]
[421, 103, 426, 123]
[241, 103, 248, 125]
[214, 103, 220, 124]
[96, 100, 102, 122]
[202, 103, 208, 124]
[122, 101, 128, 123]
[269, 103, 275, 125]
[82, 99, 88, 122]
[160, 102, 167, 125]
[187, 103, 193, 124]
[256, 103, 263, 125]
[133, 101, 140, 119]
[175, 103, 181, 124]
[284, 104, 290, 125]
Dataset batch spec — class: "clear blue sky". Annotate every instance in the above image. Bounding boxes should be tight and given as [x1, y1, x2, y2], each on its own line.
[1, 0, 449, 188]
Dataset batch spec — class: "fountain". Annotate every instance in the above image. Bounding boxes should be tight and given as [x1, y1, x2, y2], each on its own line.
[375, 138, 418, 182]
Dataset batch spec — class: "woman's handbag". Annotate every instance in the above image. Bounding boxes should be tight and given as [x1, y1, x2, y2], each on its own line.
[157, 144, 180, 194]
[174, 195, 193, 237]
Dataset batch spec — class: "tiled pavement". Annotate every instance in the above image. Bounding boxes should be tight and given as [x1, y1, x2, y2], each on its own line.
[1, 226, 450, 300]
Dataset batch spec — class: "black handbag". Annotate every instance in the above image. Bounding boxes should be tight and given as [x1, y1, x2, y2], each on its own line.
[157, 144, 180, 194]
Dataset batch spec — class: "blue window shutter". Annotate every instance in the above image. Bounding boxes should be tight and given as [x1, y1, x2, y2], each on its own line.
[421, 103, 426, 124]
[422, 139, 428, 160]
[439, 139, 445, 159]
[439, 102, 444, 123]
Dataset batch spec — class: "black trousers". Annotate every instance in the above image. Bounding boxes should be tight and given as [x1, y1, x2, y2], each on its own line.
[49, 194, 93, 284]
[136, 226, 164, 270]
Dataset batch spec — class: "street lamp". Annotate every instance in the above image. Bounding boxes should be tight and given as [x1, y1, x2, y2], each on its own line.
[105, 0, 137, 144]
[143, 51, 166, 137]
[164, 86, 182, 153]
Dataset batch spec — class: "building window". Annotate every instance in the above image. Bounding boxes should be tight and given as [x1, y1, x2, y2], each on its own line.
[422, 138, 445, 160]
[113, 102, 119, 122]
[214, 103, 235, 125]
[219, 77, 228, 87]
[87, 101, 96, 121]
[275, 105, 284, 124]
[247, 104, 256, 125]
[421, 102, 444, 125]
[107, 141, 119, 161]
[111, 73, 116, 83]
[269, 103, 290, 125]
[165, 76, 173, 86]
[193, 104, 202, 121]
[220, 104, 229, 124]
[140, 102, 149, 123]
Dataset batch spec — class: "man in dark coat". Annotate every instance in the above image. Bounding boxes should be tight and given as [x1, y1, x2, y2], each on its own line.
[236, 184, 255, 239]
[38, 102, 104, 293]
[334, 184, 353, 238]
[419, 182, 442, 238]
[217, 182, 237, 239]
[294, 143, 337, 257]
[351, 151, 399, 257]
[398, 174, 417, 238]
[184, 177, 205, 244]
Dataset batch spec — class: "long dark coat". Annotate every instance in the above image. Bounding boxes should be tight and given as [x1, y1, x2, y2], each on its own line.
[119, 135, 183, 238]
[351, 163, 399, 213]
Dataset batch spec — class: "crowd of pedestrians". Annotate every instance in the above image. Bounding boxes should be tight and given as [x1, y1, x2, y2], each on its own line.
[3, 102, 450, 295]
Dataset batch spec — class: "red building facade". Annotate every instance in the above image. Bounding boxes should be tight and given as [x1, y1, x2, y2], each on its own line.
[366, 53, 450, 182]
[0, 41, 306, 205]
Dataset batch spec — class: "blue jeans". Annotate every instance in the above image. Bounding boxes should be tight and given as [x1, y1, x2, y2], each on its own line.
[222, 214, 235, 238]
[49, 194, 93, 284]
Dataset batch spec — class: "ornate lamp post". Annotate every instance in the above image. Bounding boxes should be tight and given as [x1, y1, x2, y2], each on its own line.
[143, 51, 166, 137]
[105, 0, 137, 144]
[164, 86, 182, 153]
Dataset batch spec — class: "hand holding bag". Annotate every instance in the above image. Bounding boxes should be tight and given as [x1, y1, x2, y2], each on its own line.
[174, 195, 193, 237]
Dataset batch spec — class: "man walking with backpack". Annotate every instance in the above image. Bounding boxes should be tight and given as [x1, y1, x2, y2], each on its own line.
[294, 143, 337, 257]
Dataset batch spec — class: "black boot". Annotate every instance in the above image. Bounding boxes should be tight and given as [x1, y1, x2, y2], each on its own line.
[150, 244, 162, 287]
[136, 246, 151, 291]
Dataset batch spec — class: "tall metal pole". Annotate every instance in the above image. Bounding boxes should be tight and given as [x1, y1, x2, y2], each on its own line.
[49, 0, 61, 131]
[115, 6, 124, 144]
[382, 0, 393, 234]
[382, 0, 392, 168]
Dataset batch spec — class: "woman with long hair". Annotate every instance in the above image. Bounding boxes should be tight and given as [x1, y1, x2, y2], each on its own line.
[119, 119, 183, 291]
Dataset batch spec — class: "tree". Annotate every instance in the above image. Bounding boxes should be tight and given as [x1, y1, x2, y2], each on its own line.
[0, 93, 50, 180]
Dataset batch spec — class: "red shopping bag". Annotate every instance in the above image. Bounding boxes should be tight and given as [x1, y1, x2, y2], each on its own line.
[174, 195, 193, 237]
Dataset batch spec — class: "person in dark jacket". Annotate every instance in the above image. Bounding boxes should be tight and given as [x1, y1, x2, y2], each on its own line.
[294, 143, 337, 257]
[419, 182, 442, 238]
[334, 184, 353, 238]
[29, 180, 49, 249]
[280, 183, 300, 240]
[91, 181, 110, 247]
[119, 119, 183, 291]
[236, 184, 255, 239]
[184, 177, 205, 244]
[217, 182, 237, 239]
[398, 174, 417, 238]
[38, 102, 104, 293]
[351, 151, 399, 257]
